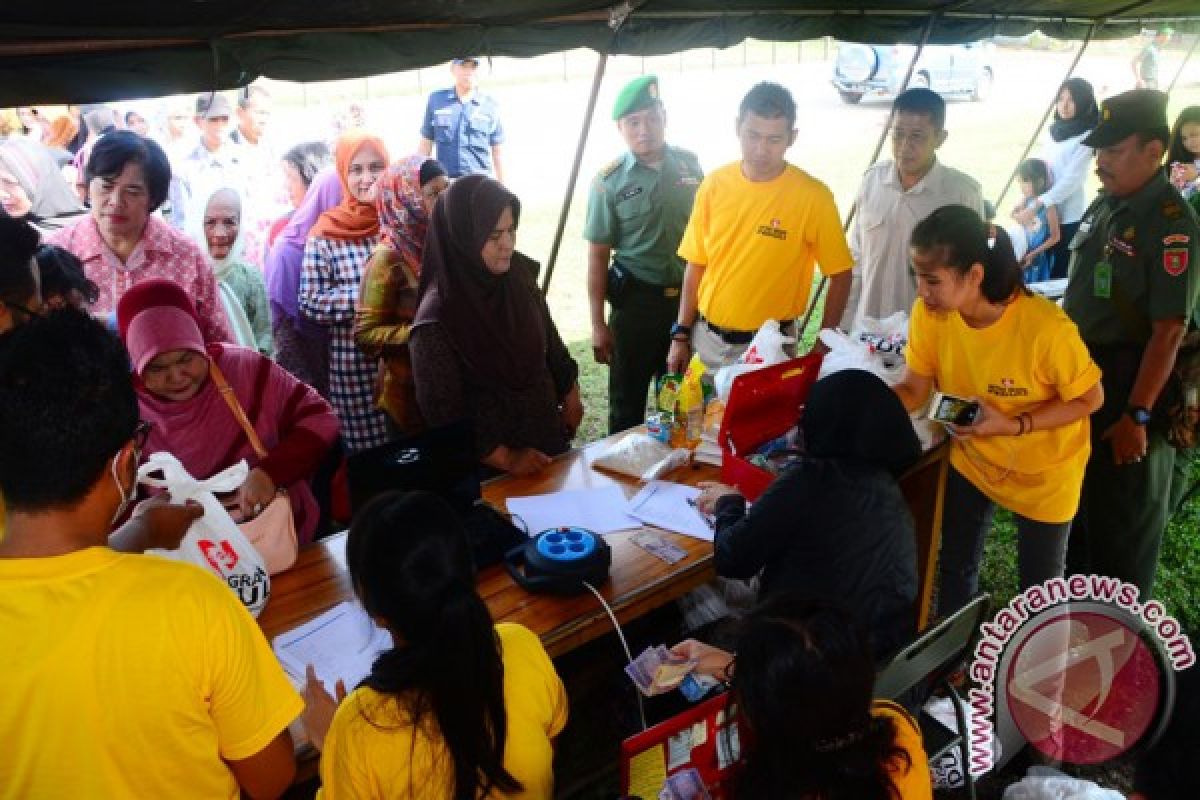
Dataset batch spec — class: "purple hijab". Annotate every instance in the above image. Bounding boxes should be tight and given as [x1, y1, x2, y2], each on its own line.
[265, 168, 343, 321]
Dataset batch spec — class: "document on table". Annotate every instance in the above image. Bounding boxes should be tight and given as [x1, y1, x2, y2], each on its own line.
[273, 601, 393, 691]
[627, 481, 714, 541]
[506, 486, 640, 535]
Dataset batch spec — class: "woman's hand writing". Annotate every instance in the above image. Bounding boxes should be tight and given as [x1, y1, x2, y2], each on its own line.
[302, 665, 347, 752]
[695, 481, 741, 514]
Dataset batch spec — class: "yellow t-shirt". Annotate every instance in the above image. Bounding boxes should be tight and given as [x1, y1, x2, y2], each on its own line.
[906, 293, 1101, 523]
[677, 161, 853, 331]
[0, 547, 303, 800]
[319, 622, 568, 799]
[873, 700, 933, 799]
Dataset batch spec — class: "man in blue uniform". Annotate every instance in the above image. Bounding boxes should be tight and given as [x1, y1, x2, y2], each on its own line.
[418, 57, 505, 181]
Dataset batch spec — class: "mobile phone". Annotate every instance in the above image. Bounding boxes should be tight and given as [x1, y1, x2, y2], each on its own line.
[928, 391, 981, 426]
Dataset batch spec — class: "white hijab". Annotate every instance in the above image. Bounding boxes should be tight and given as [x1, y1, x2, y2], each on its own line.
[188, 184, 256, 347]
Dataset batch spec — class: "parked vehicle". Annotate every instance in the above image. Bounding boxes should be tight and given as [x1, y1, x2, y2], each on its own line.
[831, 41, 995, 104]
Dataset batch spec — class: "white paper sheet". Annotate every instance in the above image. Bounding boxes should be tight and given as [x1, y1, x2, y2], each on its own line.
[626, 480, 714, 541]
[273, 601, 393, 692]
[506, 486, 640, 535]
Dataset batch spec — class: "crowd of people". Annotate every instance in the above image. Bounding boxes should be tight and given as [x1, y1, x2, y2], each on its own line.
[1, 49, 1199, 799]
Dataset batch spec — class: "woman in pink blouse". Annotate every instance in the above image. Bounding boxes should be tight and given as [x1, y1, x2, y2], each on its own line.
[47, 131, 232, 343]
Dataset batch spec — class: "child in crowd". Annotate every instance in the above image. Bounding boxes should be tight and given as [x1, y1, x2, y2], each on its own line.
[1167, 106, 1200, 204]
[672, 597, 932, 800]
[303, 490, 568, 798]
[1013, 158, 1060, 284]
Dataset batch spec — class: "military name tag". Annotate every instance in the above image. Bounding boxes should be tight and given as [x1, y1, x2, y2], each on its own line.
[1094, 261, 1113, 299]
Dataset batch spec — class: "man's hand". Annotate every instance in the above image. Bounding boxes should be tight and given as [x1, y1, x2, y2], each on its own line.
[119, 496, 204, 551]
[302, 665, 347, 753]
[667, 339, 691, 374]
[592, 322, 614, 364]
[1102, 415, 1149, 466]
[560, 383, 585, 438]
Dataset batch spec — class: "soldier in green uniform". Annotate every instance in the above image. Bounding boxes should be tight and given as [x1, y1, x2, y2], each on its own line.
[584, 75, 703, 433]
[1064, 89, 1200, 599]
[1132, 28, 1170, 90]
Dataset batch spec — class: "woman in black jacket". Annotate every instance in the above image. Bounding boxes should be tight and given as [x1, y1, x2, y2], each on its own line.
[696, 369, 922, 658]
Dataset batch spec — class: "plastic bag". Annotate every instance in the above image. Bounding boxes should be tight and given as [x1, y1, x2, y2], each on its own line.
[817, 329, 905, 385]
[712, 321, 789, 400]
[1001, 767, 1125, 800]
[592, 434, 690, 483]
[138, 451, 271, 617]
[853, 311, 909, 368]
[739, 319, 793, 367]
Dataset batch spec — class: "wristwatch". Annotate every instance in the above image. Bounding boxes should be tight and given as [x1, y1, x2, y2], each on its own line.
[669, 322, 691, 341]
[1126, 405, 1153, 426]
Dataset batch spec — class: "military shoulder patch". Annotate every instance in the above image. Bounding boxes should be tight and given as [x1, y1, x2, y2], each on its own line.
[599, 158, 623, 179]
[1163, 233, 1191, 246]
[1164, 247, 1189, 277]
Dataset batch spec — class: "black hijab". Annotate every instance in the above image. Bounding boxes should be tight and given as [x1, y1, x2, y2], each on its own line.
[1049, 78, 1100, 143]
[801, 369, 921, 476]
[414, 175, 547, 390]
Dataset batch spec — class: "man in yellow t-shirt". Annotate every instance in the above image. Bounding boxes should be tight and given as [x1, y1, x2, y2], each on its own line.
[0, 310, 303, 800]
[668, 82, 853, 372]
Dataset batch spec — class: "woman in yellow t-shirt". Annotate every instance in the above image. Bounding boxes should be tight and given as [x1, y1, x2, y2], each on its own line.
[673, 596, 932, 799]
[892, 205, 1103, 615]
[302, 491, 568, 799]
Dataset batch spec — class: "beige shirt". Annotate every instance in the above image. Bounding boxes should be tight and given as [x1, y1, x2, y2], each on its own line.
[841, 159, 984, 330]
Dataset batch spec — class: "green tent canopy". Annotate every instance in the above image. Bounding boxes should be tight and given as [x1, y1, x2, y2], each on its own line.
[2, 1, 1198, 104]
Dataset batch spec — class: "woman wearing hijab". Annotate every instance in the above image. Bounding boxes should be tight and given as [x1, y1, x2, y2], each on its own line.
[0, 138, 85, 234]
[1011, 77, 1099, 280]
[410, 176, 584, 477]
[354, 156, 449, 434]
[190, 185, 272, 354]
[118, 279, 338, 545]
[266, 168, 341, 396]
[299, 131, 391, 453]
[695, 370, 922, 658]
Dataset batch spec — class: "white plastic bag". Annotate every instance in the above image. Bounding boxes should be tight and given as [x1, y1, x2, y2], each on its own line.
[138, 451, 271, 617]
[817, 328, 906, 385]
[592, 434, 690, 483]
[739, 319, 793, 367]
[713, 320, 795, 400]
[1001, 766, 1125, 800]
[853, 311, 909, 368]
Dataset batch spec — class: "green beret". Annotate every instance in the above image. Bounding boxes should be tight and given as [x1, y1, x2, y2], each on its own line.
[612, 75, 661, 121]
[1083, 89, 1169, 148]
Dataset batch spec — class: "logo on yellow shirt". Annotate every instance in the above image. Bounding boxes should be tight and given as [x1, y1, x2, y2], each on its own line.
[988, 377, 1030, 398]
[756, 217, 787, 240]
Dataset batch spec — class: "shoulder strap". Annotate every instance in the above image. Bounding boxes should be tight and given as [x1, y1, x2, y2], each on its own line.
[210, 359, 268, 460]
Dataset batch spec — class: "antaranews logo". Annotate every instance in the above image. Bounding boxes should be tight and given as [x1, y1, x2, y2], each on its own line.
[966, 574, 1194, 775]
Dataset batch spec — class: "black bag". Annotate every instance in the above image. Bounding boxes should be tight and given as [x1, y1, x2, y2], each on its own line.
[346, 421, 523, 568]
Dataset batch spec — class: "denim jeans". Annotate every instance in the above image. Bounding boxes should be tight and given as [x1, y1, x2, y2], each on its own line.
[937, 467, 1071, 615]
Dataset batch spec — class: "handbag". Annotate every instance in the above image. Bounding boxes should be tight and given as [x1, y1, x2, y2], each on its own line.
[210, 361, 299, 575]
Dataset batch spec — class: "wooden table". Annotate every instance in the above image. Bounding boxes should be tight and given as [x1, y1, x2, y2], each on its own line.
[259, 432, 948, 652]
[259, 431, 718, 657]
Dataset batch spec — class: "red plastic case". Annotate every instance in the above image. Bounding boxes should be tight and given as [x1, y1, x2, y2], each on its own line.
[716, 354, 823, 501]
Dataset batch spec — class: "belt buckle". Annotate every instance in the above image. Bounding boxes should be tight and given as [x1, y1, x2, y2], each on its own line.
[664, 287, 680, 299]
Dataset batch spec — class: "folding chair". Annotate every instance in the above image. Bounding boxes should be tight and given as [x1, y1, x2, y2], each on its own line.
[875, 593, 992, 800]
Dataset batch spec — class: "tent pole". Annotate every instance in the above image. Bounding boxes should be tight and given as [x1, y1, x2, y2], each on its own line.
[797, 11, 939, 338]
[1167, 32, 1199, 94]
[991, 23, 1096, 215]
[540, 51, 610, 295]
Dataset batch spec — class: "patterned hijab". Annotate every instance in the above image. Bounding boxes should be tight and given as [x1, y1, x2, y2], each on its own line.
[376, 155, 434, 273]
[309, 130, 389, 241]
[414, 175, 546, 390]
